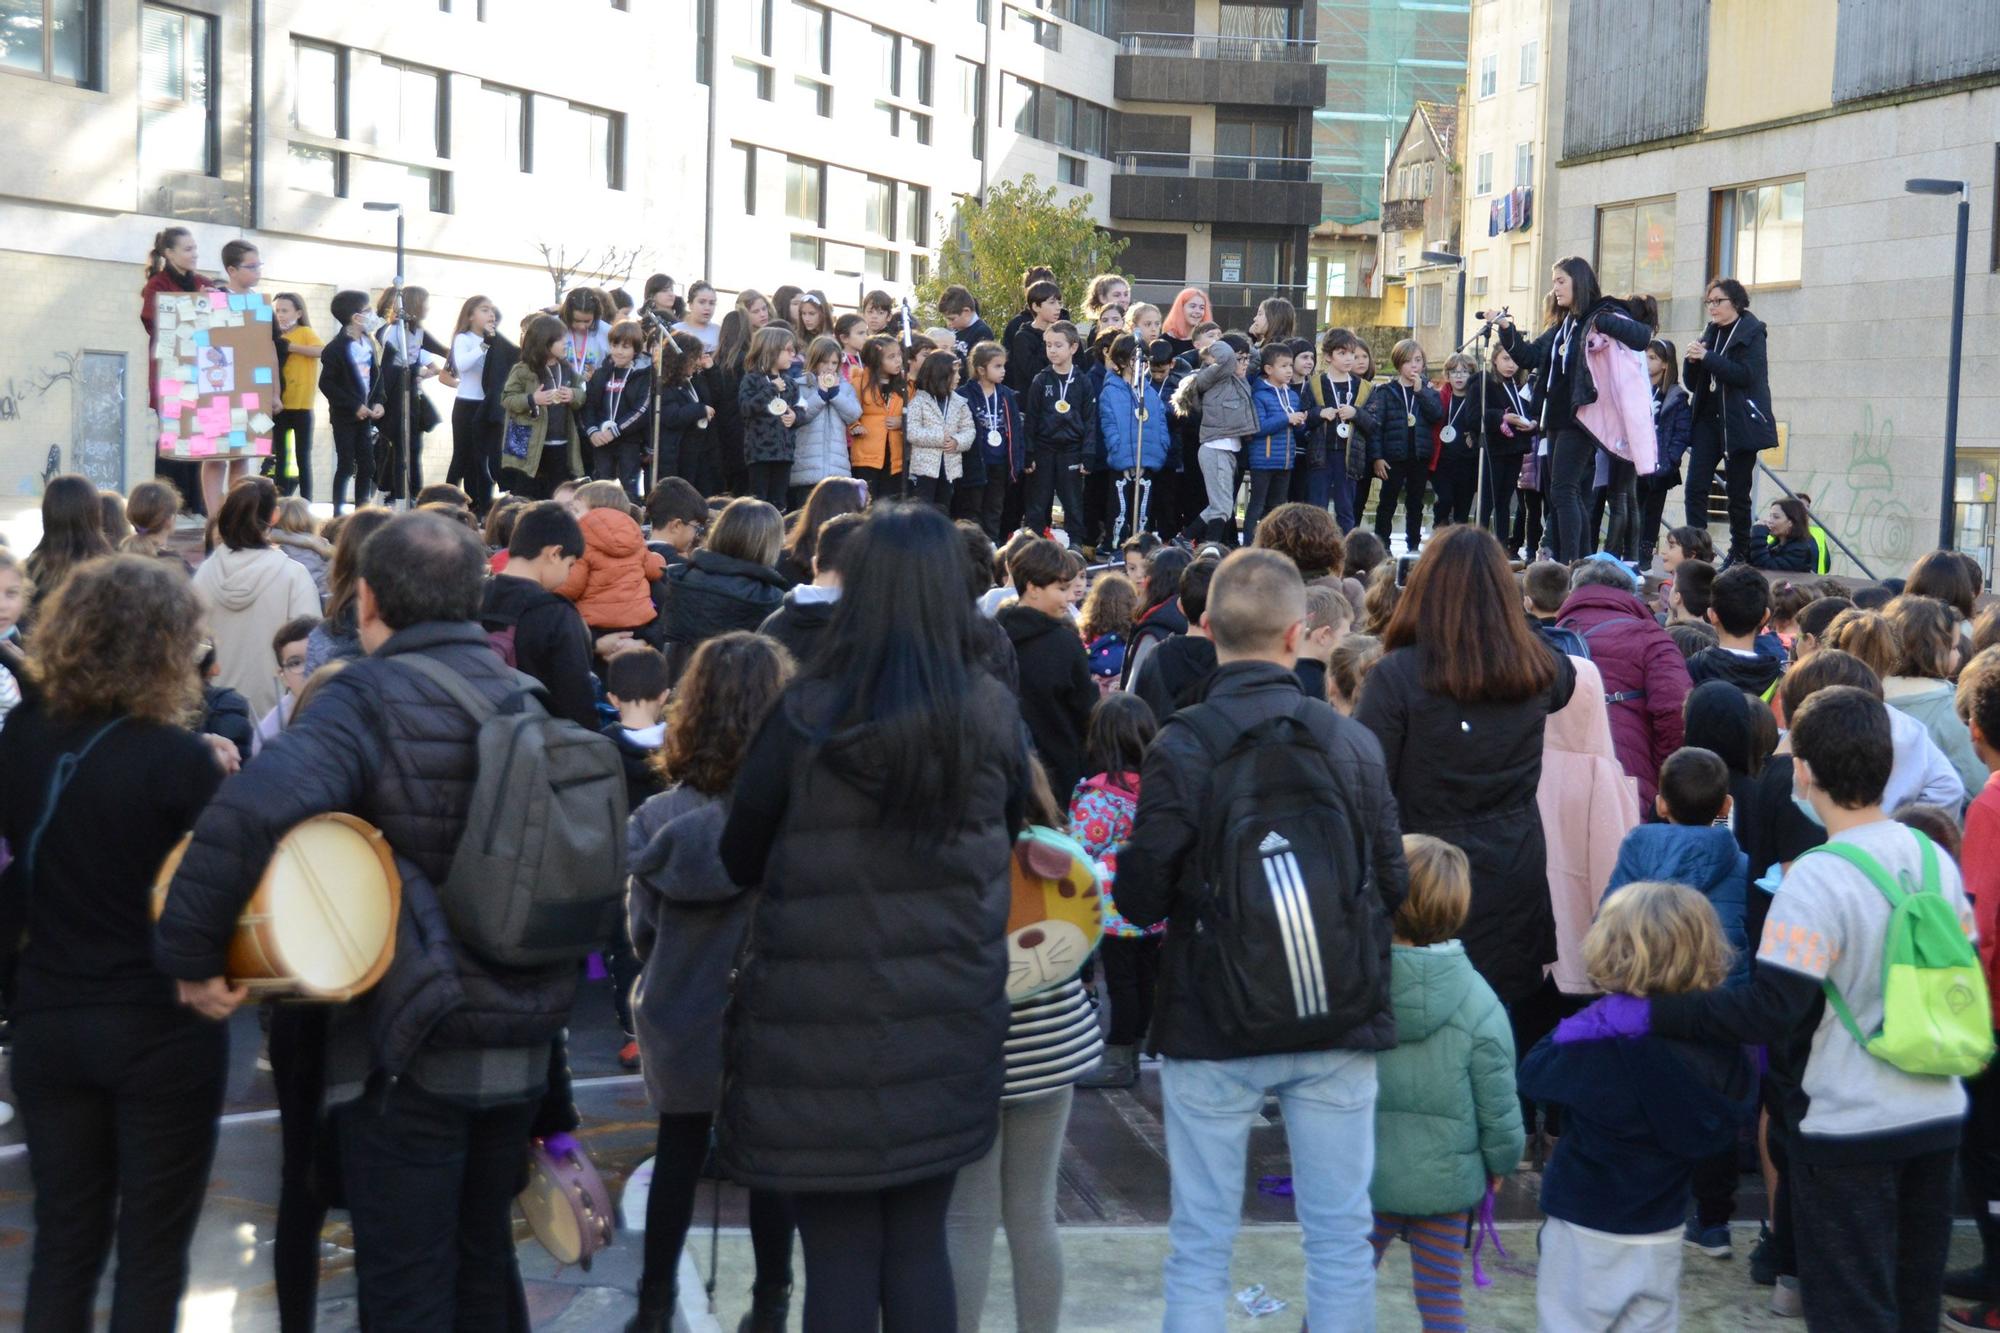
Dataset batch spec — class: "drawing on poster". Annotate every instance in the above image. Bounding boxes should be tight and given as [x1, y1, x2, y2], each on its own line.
[200, 346, 236, 395]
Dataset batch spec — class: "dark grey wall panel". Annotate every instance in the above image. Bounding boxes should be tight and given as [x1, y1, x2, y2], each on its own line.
[1562, 0, 1706, 157]
[1114, 53, 1326, 106]
[1112, 112, 1193, 154]
[1832, 0, 2000, 102]
[1109, 175, 1323, 227]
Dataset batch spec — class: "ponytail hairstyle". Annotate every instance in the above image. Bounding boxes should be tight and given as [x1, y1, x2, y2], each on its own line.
[146, 226, 195, 277]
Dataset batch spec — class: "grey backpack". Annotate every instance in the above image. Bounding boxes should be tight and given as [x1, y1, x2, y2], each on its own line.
[398, 654, 629, 968]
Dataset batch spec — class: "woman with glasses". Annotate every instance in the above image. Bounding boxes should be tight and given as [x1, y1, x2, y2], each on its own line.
[1682, 277, 1775, 564]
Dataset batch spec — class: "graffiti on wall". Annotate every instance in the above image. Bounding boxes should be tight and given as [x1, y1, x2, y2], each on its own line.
[3, 354, 79, 496]
[1775, 404, 1919, 573]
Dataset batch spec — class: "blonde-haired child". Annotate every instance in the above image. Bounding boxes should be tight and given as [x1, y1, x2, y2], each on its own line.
[1369, 833, 1524, 1333]
[1519, 882, 1754, 1333]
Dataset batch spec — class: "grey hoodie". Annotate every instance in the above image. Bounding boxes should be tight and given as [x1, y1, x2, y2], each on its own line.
[626, 784, 755, 1114]
[1174, 343, 1258, 444]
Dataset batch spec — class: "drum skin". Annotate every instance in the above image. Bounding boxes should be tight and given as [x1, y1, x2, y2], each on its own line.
[519, 1134, 614, 1269]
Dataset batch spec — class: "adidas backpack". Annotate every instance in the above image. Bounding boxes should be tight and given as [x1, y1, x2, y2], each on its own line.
[397, 654, 629, 969]
[1811, 829, 1994, 1078]
[1176, 698, 1388, 1052]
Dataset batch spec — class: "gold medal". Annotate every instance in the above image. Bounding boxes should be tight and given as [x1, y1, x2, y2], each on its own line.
[1406, 414, 1415, 428]
[1136, 408, 1149, 422]
[1054, 399, 1071, 414]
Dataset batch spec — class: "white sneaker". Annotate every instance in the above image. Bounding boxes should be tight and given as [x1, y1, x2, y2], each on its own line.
[0, 1101, 14, 1127]
[1770, 1275, 1803, 1317]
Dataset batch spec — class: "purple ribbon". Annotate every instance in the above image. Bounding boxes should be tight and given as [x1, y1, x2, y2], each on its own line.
[1470, 1187, 1507, 1289]
[1256, 1174, 1294, 1197]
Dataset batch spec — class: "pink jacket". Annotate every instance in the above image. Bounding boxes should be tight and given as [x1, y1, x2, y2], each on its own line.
[1576, 330, 1657, 475]
[1536, 656, 1642, 995]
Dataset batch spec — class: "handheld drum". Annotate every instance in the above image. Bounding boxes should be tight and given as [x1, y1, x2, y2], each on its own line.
[518, 1133, 615, 1269]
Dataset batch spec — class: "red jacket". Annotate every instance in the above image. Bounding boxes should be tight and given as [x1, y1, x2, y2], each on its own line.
[1554, 583, 1691, 807]
[140, 267, 217, 413]
[1966, 774, 2000, 1025]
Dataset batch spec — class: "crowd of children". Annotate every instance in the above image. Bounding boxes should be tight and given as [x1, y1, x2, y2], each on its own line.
[0, 253, 1992, 1332]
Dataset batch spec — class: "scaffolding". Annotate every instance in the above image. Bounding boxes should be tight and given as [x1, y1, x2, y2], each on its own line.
[1313, 0, 1470, 227]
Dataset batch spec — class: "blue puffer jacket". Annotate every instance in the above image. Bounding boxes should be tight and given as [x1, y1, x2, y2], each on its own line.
[1650, 385, 1692, 484]
[1098, 375, 1170, 472]
[1244, 377, 1300, 471]
[1605, 823, 1750, 987]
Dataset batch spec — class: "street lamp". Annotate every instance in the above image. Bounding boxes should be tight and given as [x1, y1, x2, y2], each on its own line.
[1905, 178, 1970, 550]
[362, 201, 411, 507]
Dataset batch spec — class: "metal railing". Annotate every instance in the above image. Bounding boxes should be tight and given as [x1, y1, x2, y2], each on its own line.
[1118, 31, 1319, 61]
[1113, 152, 1316, 182]
[1127, 278, 1311, 308]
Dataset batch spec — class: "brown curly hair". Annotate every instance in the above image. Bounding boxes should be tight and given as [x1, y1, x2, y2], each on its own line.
[653, 632, 793, 795]
[29, 554, 203, 724]
[1253, 502, 1345, 580]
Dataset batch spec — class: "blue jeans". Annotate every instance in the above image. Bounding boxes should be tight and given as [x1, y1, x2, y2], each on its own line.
[1161, 1049, 1379, 1332]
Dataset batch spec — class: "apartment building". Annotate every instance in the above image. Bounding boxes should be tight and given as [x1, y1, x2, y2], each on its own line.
[1554, 0, 1999, 576]
[1375, 99, 1458, 367]
[1455, 0, 1563, 337]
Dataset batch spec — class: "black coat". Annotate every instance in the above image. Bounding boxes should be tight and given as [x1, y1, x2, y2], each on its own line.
[1115, 661, 1408, 1060]
[154, 622, 579, 1078]
[655, 380, 712, 481]
[1482, 376, 1538, 458]
[1353, 645, 1577, 1004]
[479, 334, 520, 426]
[661, 550, 788, 667]
[480, 574, 599, 730]
[758, 592, 837, 667]
[582, 360, 655, 451]
[1365, 380, 1444, 466]
[1682, 310, 1775, 457]
[715, 672, 1029, 1191]
[996, 604, 1098, 800]
[736, 370, 800, 465]
[1650, 385, 1693, 484]
[1499, 298, 1653, 432]
[1745, 527, 1818, 572]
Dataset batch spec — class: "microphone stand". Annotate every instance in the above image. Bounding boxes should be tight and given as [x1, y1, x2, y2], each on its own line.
[642, 309, 670, 494]
[1455, 310, 1504, 542]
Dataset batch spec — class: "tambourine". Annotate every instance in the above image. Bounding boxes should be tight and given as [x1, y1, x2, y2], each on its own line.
[518, 1133, 615, 1269]
[153, 813, 400, 1001]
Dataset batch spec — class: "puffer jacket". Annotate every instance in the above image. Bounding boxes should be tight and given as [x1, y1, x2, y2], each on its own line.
[269, 529, 332, 600]
[1098, 374, 1170, 472]
[715, 671, 1029, 1192]
[906, 390, 976, 481]
[1354, 645, 1576, 1005]
[1554, 582, 1691, 807]
[154, 621, 580, 1082]
[959, 380, 1027, 487]
[1364, 378, 1444, 467]
[789, 375, 860, 488]
[1174, 344, 1258, 444]
[1650, 385, 1692, 485]
[1606, 823, 1749, 987]
[627, 784, 751, 1115]
[1245, 377, 1301, 471]
[556, 506, 666, 631]
[660, 549, 788, 658]
[1371, 941, 1525, 1216]
[848, 371, 906, 475]
[737, 369, 801, 465]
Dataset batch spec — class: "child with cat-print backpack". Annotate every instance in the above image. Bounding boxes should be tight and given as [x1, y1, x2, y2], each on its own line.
[1069, 693, 1161, 1088]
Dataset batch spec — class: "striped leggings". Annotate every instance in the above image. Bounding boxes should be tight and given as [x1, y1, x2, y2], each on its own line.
[1370, 1210, 1470, 1332]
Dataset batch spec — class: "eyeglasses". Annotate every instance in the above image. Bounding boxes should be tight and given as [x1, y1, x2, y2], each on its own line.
[280, 656, 308, 673]
[1705, 296, 1730, 307]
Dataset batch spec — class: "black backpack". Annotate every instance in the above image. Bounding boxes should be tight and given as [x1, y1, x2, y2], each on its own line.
[1176, 699, 1386, 1052]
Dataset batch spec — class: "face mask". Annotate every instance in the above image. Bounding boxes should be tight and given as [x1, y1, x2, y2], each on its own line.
[1791, 773, 1826, 827]
[360, 312, 386, 335]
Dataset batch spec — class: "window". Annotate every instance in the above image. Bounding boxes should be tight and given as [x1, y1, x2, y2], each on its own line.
[141, 6, 214, 174]
[291, 40, 343, 137]
[911, 112, 931, 144]
[0, 0, 91, 84]
[1059, 154, 1086, 187]
[1710, 177, 1804, 287]
[785, 155, 824, 225]
[1005, 77, 1107, 157]
[1004, 73, 1037, 135]
[745, 0, 773, 55]
[478, 83, 530, 172]
[733, 141, 757, 214]
[1054, 0, 1111, 37]
[864, 175, 894, 239]
[1218, 1, 1295, 43]
[555, 101, 623, 190]
[1474, 151, 1493, 196]
[903, 183, 929, 248]
[793, 1, 829, 73]
[908, 37, 933, 104]
[960, 59, 985, 160]
[351, 156, 449, 213]
[1215, 117, 1290, 173]
[289, 143, 339, 195]
[1018, 11, 1060, 50]
[865, 248, 898, 282]
[1513, 141, 1534, 188]
[1519, 39, 1538, 86]
[1210, 235, 1287, 291]
[1420, 283, 1442, 328]
[870, 26, 899, 92]
[791, 76, 830, 117]
[1596, 197, 1676, 312]
[1478, 54, 1496, 99]
[1509, 241, 1531, 290]
[1471, 251, 1489, 297]
[732, 58, 773, 101]
[791, 235, 824, 268]
[378, 63, 443, 159]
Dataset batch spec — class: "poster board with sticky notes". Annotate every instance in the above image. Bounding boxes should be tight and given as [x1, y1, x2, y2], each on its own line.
[153, 289, 281, 461]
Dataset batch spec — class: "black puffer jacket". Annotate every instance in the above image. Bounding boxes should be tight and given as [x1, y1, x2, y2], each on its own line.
[154, 622, 578, 1077]
[661, 550, 789, 661]
[1682, 310, 1775, 457]
[1353, 645, 1576, 1004]
[715, 672, 1029, 1192]
[1115, 662, 1408, 1060]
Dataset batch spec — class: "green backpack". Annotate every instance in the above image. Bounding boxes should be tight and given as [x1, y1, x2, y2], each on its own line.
[1810, 830, 1994, 1079]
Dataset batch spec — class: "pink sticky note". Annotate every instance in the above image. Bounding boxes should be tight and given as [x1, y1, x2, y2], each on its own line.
[158, 430, 178, 452]
[207, 290, 228, 311]
[189, 434, 218, 457]
[157, 378, 180, 402]
[252, 435, 273, 456]
[241, 393, 260, 411]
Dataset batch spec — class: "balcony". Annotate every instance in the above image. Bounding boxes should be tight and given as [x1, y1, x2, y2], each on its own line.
[1110, 153, 1323, 227]
[1114, 32, 1327, 107]
[1380, 198, 1429, 232]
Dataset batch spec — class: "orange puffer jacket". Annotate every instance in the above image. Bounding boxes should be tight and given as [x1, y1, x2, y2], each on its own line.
[557, 506, 665, 631]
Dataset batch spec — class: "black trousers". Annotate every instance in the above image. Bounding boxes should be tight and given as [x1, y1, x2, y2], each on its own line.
[1025, 448, 1085, 544]
[909, 472, 954, 510]
[330, 416, 375, 513]
[676, 428, 723, 499]
[1602, 456, 1640, 561]
[338, 1077, 538, 1332]
[1372, 457, 1427, 552]
[791, 1173, 958, 1333]
[1792, 1147, 1956, 1333]
[1545, 427, 1597, 561]
[852, 465, 899, 506]
[1636, 474, 1676, 568]
[1432, 451, 1478, 528]
[449, 399, 495, 513]
[593, 437, 646, 505]
[272, 408, 315, 501]
[1685, 421, 1759, 561]
[271, 1004, 331, 1333]
[746, 460, 791, 510]
[951, 472, 1010, 541]
[1964, 1046, 2000, 1301]
[1098, 934, 1163, 1047]
[637, 1112, 795, 1314]
[1485, 452, 1525, 550]
[1243, 468, 1292, 544]
[13, 1004, 229, 1333]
